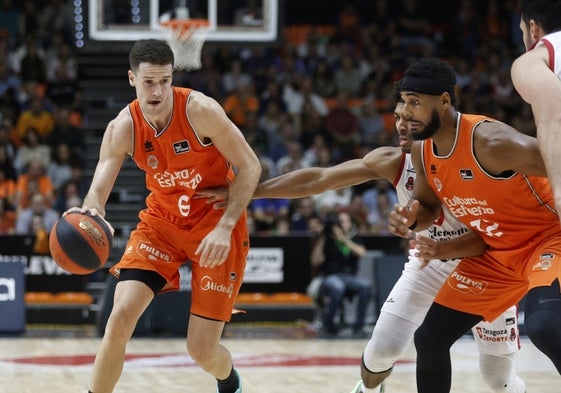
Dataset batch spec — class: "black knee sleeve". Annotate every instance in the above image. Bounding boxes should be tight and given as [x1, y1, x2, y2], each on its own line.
[525, 280, 561, 373]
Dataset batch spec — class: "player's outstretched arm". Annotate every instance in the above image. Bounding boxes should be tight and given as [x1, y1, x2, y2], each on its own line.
[254, 146, 402, 199]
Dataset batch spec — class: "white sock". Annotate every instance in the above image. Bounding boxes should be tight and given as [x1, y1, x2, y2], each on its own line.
[361, 382, 383, 393]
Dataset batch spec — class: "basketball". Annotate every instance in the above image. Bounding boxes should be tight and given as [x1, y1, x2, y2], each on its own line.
[49, 212, 113, 275]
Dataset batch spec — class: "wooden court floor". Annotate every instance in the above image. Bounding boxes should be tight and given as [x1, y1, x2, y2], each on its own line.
[0, 326, 558, 393]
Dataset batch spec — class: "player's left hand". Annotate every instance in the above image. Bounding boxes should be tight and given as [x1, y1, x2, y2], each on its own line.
[410, 234, 438, 268]
[195, 227, 232, 268]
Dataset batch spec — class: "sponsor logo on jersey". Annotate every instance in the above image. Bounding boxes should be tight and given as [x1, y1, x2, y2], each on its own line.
[173, 140, 190, 154]
[442, 195, 495, 218]
[147, 155, 158, 169]
[474, 326, 510, 342]
[459, 169, 474, 180]
[144, 141, 154, 152]
[136, 241, 171, 262]
[430, 164, 437, 174]
[200, 275, 234, 297]
[448, 269, 488, 294]
[153, 169, 202, 189]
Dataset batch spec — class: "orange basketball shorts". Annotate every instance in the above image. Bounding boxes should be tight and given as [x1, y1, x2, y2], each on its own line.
[110, 208, 249, 322]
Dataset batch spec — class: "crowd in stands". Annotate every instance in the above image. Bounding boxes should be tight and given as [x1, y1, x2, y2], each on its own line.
[0, 0, 537, 243]
[0, 0, 85, 253]
[177, 0, 534, 236]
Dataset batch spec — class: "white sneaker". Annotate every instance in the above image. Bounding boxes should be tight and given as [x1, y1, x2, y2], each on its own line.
[348, 380, 362, 393]
[346, 380, 386, 393]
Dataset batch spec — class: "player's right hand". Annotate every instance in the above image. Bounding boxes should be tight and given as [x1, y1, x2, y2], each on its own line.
[193, 187, 229, 209]
[388, 200, 419, 239]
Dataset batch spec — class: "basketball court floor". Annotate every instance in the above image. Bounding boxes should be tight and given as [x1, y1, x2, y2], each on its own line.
[0, 323, 557, 393]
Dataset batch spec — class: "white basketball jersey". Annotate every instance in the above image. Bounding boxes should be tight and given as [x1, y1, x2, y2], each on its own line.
[535, 31, 561, 77]
[393, 153, 469, 243]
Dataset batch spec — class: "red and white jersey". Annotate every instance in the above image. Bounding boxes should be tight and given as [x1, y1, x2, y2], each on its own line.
[534, 31, 561, 76]
[392, 152, 469, 243]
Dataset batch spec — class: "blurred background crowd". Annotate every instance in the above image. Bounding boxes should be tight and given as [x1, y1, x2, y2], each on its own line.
[0, 0, 535, 246]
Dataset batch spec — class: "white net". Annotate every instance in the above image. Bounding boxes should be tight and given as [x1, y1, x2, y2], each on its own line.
[161, 20, 210, 71]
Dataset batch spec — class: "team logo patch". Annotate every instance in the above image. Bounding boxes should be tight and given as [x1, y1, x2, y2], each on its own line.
[147, 155, 158, 169]
[532, 253, 554, 271]
[433, 177, 442, 192]
[405, 176, 414, 191]
[459, 169, 474, 180]
[173, 140, 190, 154]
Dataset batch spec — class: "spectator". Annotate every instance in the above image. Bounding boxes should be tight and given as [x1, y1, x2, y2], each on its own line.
[357, 99, 386, 147]
[314, 211, 370, 337]
[53, 178, 81, 215]
[38, 0, 75, 45]
[47, 143, 76, 189]
[19, 37, 47, 84]
[282, 75, 329, 122]
[324, 91, 360, 160]
[221, 58, 253, 95]
[15, 158, 54, 210]
[312, 186, 353, 217]
[0, 142, 16, 180]
[15, 96, 55, 141]
[222, 80, 259, 128]
[14, 127, 51, 175]
[276, 140, 311, 175]
[0, 166, 16, 207]
[312, 59, 337, 98]
[47, 107, 84, 156]
[20, 0, 41, 39]
[0, 196, 15, 234]
[0, 0, 21, 48]
[0, 60, 22, 108]
[334, 55, 364, 97]
[289, 196, 317, 232]
[15, 191, 59, 234]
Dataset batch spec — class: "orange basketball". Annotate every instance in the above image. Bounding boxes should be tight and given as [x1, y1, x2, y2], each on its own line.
[49, 212, 113, 275]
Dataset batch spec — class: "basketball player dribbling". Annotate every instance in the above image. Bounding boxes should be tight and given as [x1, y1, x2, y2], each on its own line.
[69, 39, 261, 393]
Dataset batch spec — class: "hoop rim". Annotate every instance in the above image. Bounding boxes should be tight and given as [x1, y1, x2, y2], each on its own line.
[161, 19, 210, 29]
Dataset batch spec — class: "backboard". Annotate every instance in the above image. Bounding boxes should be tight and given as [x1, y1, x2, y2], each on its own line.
[89, 0, 279, 42]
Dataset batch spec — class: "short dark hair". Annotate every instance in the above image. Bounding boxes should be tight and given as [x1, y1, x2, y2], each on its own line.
[129, 39, 175, 72]
[391, 80, 403, 105]
[401, 57, 457, 106]
[520, 0, 561, 33]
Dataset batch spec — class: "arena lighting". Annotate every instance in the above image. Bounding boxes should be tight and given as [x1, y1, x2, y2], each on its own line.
[74, 0, 84, 48]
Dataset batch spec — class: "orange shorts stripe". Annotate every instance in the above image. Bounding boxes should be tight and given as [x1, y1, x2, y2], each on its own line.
[110, 209, 249, 322]
[435, 230, 561, 321]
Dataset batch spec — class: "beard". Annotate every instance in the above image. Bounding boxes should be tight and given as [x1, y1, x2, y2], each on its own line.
[412, 109, 440, 141]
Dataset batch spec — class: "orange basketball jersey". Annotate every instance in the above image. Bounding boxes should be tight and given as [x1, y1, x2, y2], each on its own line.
[129, 87, 236, 225]
[421, 113, 561, 320]
[421, 113, 558, 256]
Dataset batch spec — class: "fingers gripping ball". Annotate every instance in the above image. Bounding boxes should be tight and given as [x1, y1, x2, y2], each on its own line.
[49, 212, 113, 275]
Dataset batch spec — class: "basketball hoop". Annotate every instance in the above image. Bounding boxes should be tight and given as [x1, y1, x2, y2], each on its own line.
[161, 19, 210, 71]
